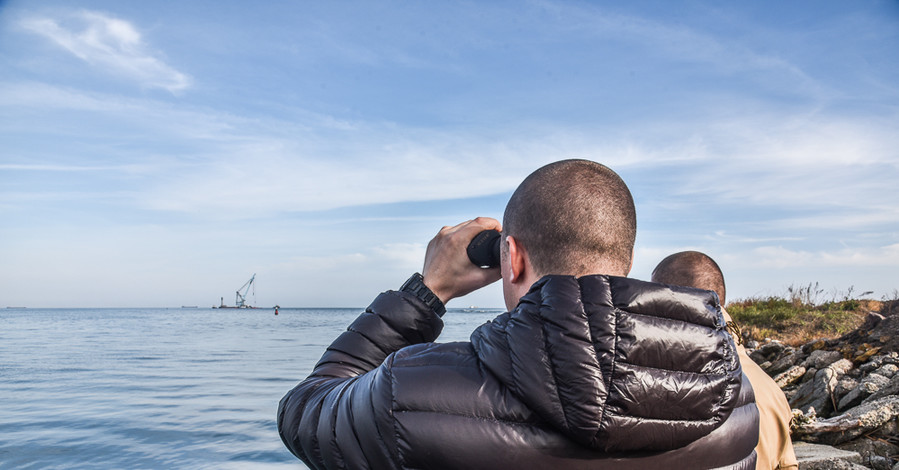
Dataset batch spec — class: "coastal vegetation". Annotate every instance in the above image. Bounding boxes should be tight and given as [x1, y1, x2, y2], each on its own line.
[727, 283, 896, 346]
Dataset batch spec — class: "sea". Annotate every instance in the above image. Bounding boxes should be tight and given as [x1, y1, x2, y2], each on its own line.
[0, 307, 504, 469]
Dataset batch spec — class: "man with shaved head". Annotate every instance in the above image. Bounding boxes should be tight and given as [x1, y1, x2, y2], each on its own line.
[653, 251, 798, 470]
[279, 160, 759, 469]
[652, 250, 727, 306]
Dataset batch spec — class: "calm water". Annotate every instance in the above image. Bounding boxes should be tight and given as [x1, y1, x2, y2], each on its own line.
[0, 307, 503, 469]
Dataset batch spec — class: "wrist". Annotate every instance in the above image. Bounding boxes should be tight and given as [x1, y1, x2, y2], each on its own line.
[421, 275, 450, 305]
[400, 273, 447, 317]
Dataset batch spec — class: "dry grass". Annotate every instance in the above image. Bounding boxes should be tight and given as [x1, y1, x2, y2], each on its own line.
[727, 283, 886, 347]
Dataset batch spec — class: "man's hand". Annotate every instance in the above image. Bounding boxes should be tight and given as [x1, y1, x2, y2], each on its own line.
[422, 217, 502, 305]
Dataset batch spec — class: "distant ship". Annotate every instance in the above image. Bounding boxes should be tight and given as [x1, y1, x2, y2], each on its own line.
[214, 274, 259, 309]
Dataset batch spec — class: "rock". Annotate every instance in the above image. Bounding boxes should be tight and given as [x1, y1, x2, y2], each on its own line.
[838, 438, 899, 470]
[867, 316, 899, 353]
[784, 387, 798, 401]
[793, 395, 899, 445]
[834, 377, 860, 402]
[792, 407, 818, 431]
[880, 300, 899, 316]
[794, 441, 864, 469]
[855, 346, 883, 364]
[775, 365, 808, 388]
[803, 367, 820, 383]
[859, 362, 879, 375]
[791, 371, 837, 416]
[863, 374, 899, 405]
[859, 354, 892, 374]
[791, 370, 838, 416]
[862, 312, 886, 330]
[769, 352, 803, 376]
[804, 350, 844, 370]
[771, 301, 899, 469]
[873, 363, 897, 378]
[831, 359, 854, 376]
[791, 359, 854, 416]
[870, 456, 894, 470]
[752, 340, 786, 363]
[804, 339, 831, 354]
[838, 373, 891, 411]
[801, 460, 870, 470]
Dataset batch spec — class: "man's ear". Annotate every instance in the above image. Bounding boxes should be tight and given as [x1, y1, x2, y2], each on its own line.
[507, 235, 527, 283]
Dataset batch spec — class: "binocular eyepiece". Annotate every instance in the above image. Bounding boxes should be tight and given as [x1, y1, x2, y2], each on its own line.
[467, 230, 502, 268]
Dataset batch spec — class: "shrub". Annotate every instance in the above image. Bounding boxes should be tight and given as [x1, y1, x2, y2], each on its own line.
[727, 284, 878, 346]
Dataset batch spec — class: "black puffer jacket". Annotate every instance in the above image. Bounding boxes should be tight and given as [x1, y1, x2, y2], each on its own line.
[278, 275, 759, 469]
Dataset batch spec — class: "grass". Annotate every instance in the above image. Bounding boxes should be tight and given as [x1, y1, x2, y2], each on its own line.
[726, 283, 886, 347]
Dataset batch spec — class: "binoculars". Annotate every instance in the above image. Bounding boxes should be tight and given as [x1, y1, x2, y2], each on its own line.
[467, 230, 502, 268]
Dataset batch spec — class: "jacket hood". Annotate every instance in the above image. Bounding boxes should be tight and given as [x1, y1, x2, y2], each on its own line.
[470, 275, 743, 453]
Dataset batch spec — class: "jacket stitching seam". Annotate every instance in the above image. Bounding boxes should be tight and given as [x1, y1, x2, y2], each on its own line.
[366, 368, 394, 470]
[349, 319, 394, 358]
[325, 377, 358, 470]
[392, 409, 540, 427]
[623, 309, 718, 328]
[539, 304, 571, 434]
[386, 353, 408, 470]
[595, 303, 619, 444]
[343, 379, 366, 470]
[604, 413, 724, 424]
[283, 378, 328, 464]
[617, 361, 731, 377]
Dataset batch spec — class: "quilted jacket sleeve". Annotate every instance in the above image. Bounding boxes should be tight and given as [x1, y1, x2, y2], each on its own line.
[277, 290, 444, 469]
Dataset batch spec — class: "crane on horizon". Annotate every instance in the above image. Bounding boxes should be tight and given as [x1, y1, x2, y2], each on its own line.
[235, 274, 256, 308]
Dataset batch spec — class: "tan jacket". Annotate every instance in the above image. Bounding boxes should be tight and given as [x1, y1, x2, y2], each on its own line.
[724, 309, 799, 470]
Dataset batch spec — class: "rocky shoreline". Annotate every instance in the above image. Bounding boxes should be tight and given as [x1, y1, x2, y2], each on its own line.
[744, 302, 899, 469]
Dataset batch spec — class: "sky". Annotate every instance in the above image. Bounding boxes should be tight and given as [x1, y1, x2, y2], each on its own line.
[1, 0, 897, 308]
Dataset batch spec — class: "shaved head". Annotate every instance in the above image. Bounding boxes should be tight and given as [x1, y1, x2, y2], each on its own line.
[503, 159, 636, 277]
[651, 251, 726, 305]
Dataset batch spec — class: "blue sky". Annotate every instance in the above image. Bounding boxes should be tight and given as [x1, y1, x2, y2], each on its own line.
[1, 1, 897, 308]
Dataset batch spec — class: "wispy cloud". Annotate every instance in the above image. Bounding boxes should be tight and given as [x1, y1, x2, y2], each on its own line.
[273, 242, 424, 273]
[20, 10, 190, 93]
[2, 1, 896, 307]
[0, 163, 149, 172]
[746, 244, 899, 269]
[710, 231, 805, 244]
[635, 108, 899, 233]
[4, 81, 897, 238]
[532, 1, 827, 98]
